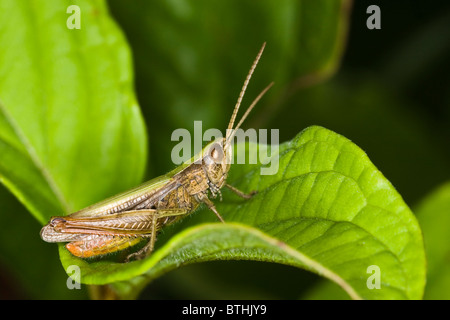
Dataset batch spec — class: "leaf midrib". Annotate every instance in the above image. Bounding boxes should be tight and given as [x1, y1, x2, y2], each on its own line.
[0, 100, 69, 213]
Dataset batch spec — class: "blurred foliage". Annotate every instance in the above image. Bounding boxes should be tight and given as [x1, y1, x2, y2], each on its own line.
[0, 0, 449, 299]
[107, 0, 350, 176]
[416, 182, 450, 300]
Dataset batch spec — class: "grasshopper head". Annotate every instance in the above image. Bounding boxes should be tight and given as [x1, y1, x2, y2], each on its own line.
[202, 137, 232, 190]
[201, 43, 273, 194]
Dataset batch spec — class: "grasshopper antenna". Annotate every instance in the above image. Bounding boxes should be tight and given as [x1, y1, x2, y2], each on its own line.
[227, 81, 274, 144]
[226, 42, 266, 142]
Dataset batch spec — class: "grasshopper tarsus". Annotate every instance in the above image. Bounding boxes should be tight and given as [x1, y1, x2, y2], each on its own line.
[125, 239, 154, 262]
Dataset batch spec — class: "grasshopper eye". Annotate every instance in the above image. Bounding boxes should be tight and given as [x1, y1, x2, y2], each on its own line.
[209, 143, 224, 163]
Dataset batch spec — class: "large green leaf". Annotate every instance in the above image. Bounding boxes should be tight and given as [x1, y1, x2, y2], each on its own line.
[0, 0, 147, 224]
[59, 126, 425, 300]
[300, 182, 450, 301]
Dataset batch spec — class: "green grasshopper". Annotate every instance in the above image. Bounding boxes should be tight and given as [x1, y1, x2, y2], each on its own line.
[40, 43, 273, 262]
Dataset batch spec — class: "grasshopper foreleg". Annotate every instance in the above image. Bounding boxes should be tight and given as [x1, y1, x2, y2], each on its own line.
[225, 183, 257, 199]
[197, 184, 257, 224]
[199, 196, 225, 223]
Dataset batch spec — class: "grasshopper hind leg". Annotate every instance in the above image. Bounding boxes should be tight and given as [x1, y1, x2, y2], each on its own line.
[125, 212, 158, 262]
[124, 208, 190, 262]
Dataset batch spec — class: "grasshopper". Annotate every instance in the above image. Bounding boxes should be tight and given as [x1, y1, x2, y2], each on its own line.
[40, 43, 273, 262]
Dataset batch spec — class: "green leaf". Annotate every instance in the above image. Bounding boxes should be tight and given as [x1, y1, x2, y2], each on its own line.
[0, 0, 147, 223]
[415, 182, 450, 300]
[60, 126, 425, 300]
